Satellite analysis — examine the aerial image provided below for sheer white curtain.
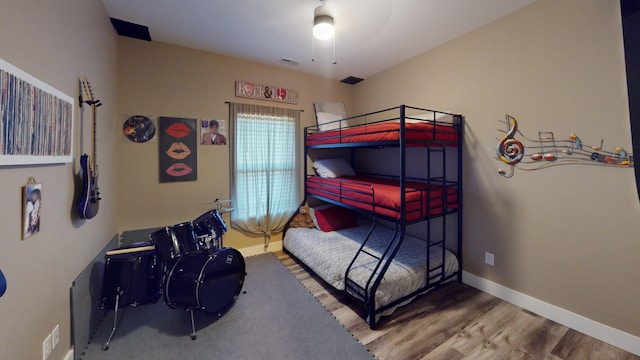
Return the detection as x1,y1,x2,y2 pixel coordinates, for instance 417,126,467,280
229,103,300,248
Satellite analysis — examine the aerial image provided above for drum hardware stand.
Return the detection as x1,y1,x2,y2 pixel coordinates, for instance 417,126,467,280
214,198,234,214
214,199,232,250
189,309,197,340
103,287,123,351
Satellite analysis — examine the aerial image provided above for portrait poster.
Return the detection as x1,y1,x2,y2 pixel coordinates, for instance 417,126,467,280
122,115,157,143
158,117,198,183
23,183,42,239
200,119,227,145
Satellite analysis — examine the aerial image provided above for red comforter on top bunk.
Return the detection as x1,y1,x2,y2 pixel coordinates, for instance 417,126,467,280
306,175,458,221
306,121,459,146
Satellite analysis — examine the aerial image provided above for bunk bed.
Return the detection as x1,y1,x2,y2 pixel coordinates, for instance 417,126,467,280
283,104,463,329
306,175,458,221
306,119,459,146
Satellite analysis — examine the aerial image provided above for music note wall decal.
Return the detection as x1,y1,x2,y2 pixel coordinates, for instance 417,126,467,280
496,115,633,178
496,115,524,167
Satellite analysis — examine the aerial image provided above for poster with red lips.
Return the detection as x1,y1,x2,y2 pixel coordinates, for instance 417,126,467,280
158,117,198,183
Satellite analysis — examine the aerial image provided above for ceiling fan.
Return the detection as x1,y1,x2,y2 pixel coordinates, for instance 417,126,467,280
312,0,336,64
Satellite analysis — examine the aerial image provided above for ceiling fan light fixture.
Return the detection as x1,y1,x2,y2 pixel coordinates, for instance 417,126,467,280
313,5,334,40
313,16,334,40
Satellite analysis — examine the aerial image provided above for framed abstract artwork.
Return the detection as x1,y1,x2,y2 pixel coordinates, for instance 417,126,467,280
0,58,74,165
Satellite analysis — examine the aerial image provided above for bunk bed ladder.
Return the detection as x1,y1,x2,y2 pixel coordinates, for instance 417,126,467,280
425,142,448,287
426,237,446,286
344,218,381,302
344,221,404,310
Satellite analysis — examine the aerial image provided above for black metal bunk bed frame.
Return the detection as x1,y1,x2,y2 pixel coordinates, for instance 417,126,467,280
294,104,463,329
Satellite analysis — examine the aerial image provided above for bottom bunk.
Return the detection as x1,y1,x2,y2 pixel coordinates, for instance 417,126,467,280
283,219,459,325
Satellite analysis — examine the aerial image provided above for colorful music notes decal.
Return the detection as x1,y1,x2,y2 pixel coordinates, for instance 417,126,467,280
496,115,633,178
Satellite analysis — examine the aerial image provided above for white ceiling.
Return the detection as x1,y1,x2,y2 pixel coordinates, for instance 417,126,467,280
101,0,538,81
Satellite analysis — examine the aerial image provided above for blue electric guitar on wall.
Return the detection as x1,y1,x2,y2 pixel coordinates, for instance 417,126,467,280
78,77,102,219
0,268,6,297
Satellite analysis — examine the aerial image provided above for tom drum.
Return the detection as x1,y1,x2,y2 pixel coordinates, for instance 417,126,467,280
193,210,228,251
150,222,198,264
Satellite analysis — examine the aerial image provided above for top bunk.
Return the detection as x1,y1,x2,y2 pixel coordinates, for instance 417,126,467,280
306,104,462,149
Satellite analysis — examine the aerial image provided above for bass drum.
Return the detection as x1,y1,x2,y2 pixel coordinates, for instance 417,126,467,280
164,248,245,314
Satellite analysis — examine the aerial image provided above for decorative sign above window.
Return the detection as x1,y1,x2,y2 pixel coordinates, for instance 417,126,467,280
0,58,74,165
235,81,298,105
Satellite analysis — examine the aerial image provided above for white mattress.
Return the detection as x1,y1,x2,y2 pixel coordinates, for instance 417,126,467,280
283,221,458,318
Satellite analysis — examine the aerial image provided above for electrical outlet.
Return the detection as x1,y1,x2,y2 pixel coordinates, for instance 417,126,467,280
52,324,60,349
484,252,495,266
42,334,52,360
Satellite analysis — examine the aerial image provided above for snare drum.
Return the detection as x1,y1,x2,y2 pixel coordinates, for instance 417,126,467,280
101,245,162,309
150,222,198,264
193,210,228,250
164,248,245,314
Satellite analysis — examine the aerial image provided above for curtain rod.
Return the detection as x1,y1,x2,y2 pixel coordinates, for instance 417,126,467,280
225,101,304,112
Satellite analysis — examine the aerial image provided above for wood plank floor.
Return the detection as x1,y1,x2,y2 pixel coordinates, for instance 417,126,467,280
275,251,639,360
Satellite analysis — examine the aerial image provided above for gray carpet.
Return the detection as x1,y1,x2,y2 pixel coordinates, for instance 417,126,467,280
79,253,374,360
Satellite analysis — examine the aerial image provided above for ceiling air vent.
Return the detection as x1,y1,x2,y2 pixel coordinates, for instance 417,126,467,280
278,58,300,66
340,76,364,85
110,18,152,42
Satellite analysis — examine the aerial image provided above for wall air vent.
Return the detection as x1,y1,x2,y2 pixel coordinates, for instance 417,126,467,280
340,76,364,85
278,58,300,66
110,18,152,42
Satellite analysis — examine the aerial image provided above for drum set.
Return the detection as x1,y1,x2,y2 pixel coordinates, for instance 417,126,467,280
100,207,245,349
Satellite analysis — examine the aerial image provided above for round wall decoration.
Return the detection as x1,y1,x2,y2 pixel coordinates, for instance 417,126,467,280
123,115,156,143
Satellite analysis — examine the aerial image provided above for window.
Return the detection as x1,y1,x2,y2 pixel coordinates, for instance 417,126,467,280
229,103,300,245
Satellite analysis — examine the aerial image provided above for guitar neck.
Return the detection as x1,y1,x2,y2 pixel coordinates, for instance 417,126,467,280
91,105,97,170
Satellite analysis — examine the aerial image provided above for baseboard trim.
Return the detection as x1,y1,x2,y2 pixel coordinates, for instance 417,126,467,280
238,240,283,257
63,348,74,360
462,271,640,356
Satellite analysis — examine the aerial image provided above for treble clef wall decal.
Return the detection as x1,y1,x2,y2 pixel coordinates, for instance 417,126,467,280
496,115,524,177
495,114,633,178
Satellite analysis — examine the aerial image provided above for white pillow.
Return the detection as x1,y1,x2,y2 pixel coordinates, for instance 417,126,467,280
313,158,356,178
316,112,348,131
403,112,453,123
314,102,347,118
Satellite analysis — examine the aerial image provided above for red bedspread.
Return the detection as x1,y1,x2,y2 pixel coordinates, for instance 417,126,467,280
307,176,458,221
306,121,459,146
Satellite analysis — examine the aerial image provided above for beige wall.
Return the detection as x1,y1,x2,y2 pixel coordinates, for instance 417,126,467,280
0,0,119,359
1,1,637,358
117,38,354,250
353,0,639,336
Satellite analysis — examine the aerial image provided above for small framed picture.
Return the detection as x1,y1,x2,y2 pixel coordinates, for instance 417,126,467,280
23,183,42,239
201,119,227,145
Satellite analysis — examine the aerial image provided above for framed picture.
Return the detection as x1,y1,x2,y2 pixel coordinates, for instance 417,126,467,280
200,119,227,145
0,58,74,165
158,117,198,183
22,183,42,239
